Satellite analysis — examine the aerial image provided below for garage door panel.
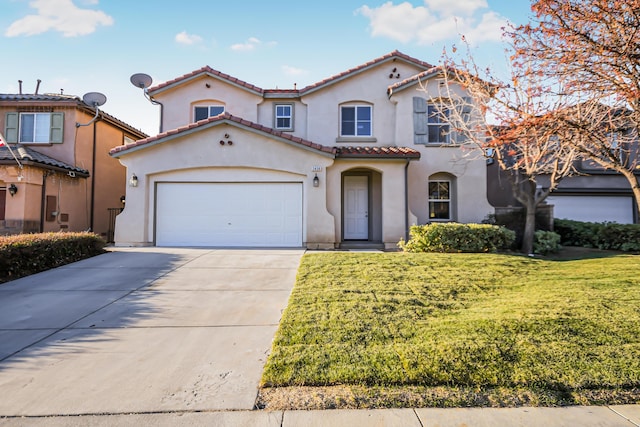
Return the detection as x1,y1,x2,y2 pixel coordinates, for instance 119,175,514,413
547,195,633,224
156,182,303,247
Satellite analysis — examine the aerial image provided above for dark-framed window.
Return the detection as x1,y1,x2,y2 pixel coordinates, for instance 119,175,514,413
340,105,372,137
194,105,225,122
428,180,451,220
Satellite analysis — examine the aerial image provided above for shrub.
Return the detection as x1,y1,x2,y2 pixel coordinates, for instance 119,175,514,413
399,223,516,253
0,232,106,283
554,219,640,252
533,230,561,255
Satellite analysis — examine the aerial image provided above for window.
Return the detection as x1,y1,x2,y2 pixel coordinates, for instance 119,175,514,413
4,112,64,144
427,104,450,144
340,105,372,137
274,104,293,130
428,181,451,220
194,105,225,122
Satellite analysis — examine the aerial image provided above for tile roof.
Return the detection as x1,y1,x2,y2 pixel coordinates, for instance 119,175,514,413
148,66,264,95
110,113,420,161
110,113,337,156
336,146,420,159
386,66,446,96
0,145,90,176
147,50,435,98
299,50,435,95
0,94,148,138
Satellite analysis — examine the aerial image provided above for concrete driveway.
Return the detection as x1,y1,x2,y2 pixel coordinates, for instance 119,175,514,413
0,247,303,417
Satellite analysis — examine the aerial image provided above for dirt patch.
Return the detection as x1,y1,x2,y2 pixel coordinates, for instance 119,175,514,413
256,386,640,410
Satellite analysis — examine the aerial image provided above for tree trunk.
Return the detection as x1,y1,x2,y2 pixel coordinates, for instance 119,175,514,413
619,168,640,219
521,200,537,255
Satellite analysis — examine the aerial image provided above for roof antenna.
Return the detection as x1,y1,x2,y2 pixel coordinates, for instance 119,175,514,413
35,79,41,94
76,92,107,127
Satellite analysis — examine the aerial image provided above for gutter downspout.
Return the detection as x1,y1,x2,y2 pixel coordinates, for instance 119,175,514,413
89,120,98,231
40,170,53,232
405,158,410,242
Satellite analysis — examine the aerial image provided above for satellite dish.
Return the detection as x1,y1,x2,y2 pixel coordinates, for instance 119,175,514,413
82,92,107,107
130,73,153,89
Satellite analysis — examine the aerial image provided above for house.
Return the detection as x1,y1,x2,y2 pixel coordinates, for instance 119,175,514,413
1,92,147,240
110,51,494,249
486,110,640,225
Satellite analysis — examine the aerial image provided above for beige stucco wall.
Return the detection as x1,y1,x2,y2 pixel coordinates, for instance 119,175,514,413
152,75,264,132
114,123,336,247
392,78,494,224
327,159,415,250
301,61,425,147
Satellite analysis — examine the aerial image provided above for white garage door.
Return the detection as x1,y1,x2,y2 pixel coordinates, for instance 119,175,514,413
156,182,303,247
547,195,634,224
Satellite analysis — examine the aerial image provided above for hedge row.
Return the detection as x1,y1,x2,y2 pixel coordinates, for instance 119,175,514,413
399,223,516,253
0,232,106,283
554,219,640,252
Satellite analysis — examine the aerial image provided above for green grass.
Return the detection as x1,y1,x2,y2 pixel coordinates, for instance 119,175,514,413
260,251,640,406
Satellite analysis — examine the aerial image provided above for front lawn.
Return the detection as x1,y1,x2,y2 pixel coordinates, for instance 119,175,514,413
259,251,640,409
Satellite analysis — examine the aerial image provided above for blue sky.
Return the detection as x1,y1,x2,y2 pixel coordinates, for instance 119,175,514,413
1,0,532,136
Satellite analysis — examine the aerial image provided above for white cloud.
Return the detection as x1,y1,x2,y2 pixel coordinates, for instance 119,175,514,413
282,65,308,77
175,31,203,45
230,37,276,52
357,0,508,45
5,0,113,38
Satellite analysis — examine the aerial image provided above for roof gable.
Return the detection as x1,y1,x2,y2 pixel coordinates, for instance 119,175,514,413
110,113,336,157
148,67,264,97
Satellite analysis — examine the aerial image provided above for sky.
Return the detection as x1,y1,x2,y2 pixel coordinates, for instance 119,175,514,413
0,0,533,136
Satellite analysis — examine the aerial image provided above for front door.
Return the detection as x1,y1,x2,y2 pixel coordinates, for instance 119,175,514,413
343,175,369,240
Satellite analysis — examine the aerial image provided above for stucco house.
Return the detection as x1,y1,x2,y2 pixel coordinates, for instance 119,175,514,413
1,93,147,240
110,50,493,249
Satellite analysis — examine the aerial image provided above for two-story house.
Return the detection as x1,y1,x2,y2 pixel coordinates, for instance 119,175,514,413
110,51,494,249
1,93,147,240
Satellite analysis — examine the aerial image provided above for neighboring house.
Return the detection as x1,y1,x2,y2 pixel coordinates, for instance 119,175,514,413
486,118,640,225
0,93,147,240
110,50,493,249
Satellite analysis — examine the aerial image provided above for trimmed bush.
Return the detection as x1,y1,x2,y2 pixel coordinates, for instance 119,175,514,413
399,223,516,253
0,232,106,283
533,230,561,255
554,219,640,252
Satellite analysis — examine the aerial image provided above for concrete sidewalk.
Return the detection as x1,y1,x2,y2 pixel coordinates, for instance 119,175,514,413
1,405,639,426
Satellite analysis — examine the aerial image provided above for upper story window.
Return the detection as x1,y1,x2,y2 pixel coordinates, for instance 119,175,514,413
413,97,453,145
427,104,450,144
4,112,64,144
274,104,293,131
194,105,225,122
340,105,372,137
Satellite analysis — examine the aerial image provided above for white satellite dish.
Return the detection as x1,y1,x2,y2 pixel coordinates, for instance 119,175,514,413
130,73,153,89
82,91,107,107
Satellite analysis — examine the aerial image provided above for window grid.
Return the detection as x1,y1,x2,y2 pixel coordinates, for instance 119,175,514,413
341,105,372,137
194,105,225,122
428,180,451,220
427,105,450,144
275,104,292,130
19,113,51,143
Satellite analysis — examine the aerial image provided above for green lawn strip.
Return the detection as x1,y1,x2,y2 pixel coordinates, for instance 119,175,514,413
261,252,640,405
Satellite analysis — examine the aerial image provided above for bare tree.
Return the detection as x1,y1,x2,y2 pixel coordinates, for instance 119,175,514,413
429,48,578,254
512,0,640,217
